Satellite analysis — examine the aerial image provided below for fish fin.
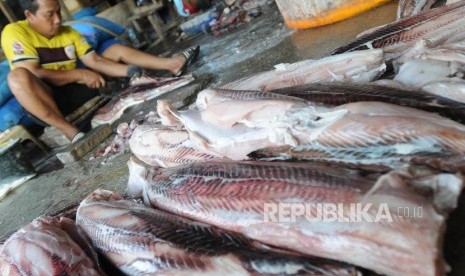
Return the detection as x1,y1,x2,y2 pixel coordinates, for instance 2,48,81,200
127,156,151,198
362,170,409,202
327,69,345,82
274,63,291,71
157,99,183,127
365,42,374,49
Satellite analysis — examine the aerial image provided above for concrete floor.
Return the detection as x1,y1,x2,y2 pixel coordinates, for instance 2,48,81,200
2,1,464,274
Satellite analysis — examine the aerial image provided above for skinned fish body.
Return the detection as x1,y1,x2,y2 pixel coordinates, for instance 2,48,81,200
156,91,318,160
91,75,194,127
0,216,102,276
268,82,465,124
393,59,465,89
255,101,465,165
221,49,385,91
394,40,465,68
418,41,465,62
131,160,462,276
422,80,465,104
330,1,465,59
77,189,360,276
129,74,192,87
158,89,465,165
129,124,217,167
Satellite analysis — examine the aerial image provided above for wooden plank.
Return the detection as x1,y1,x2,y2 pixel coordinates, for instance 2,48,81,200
0,2,17,23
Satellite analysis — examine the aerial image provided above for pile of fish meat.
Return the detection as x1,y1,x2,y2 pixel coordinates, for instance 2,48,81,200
130,87,465,167
1,159,462,275
128,0,465,169
126,1,465,275
3,1,465,275
331,0,465,104
1,158,463,275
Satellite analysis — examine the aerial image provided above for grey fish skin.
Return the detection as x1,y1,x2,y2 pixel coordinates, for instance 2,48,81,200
397,0,439,20
135,161,459,276
268,82,465,124
330,1,465,59
77,189,359,276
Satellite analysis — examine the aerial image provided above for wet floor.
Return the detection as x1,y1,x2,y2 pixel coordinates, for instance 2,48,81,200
2,1,464,275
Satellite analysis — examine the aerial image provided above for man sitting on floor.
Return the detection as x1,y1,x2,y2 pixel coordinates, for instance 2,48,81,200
1,0,199,143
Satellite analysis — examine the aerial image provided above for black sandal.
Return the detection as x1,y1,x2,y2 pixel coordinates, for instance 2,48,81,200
174,45,200,77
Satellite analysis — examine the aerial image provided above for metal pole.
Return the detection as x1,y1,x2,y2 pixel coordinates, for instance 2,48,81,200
0,1,17,23
58,0,73,21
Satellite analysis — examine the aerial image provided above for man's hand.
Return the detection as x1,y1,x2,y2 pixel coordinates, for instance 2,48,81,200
77,69,106,89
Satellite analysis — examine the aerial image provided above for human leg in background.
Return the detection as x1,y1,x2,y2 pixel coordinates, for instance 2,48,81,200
100,44,200,76
7,68,79,140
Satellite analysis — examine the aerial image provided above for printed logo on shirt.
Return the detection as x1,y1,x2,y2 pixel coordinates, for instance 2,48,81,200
64,45,76,59
12,41,24,54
